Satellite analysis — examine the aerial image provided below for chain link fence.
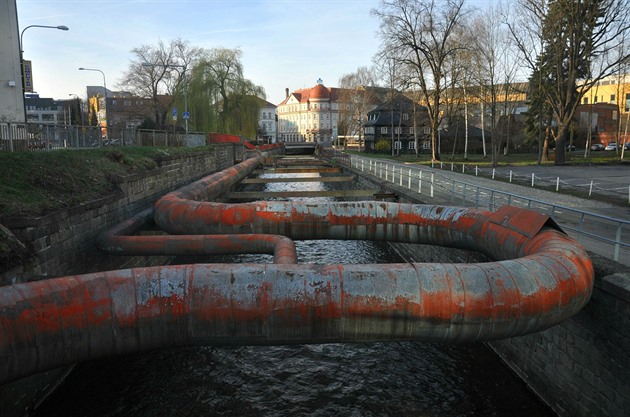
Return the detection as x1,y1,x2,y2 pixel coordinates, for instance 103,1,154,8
0,123,206,151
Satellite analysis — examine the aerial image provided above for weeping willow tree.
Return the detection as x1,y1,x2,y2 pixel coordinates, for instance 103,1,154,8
187,48,265,137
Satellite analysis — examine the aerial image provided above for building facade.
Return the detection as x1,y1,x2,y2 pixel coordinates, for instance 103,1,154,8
256,98,277,144
24,94,66,125
363,94,430,153
277,80,340,144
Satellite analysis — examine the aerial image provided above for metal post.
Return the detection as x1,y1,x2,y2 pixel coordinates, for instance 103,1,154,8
614,223,622,262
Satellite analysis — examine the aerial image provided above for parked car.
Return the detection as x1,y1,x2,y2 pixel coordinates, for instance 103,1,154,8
605,142,617,151
590,143,604,151
566,144,577,151
625,142,630,151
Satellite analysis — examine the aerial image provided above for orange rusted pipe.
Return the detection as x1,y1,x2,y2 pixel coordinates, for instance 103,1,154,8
97,208,298,264
0,158,595,385
0,221,592,385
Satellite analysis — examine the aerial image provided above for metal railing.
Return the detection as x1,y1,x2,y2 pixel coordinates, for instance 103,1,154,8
428,160,630,205
340,152,630,265
0,122,207,151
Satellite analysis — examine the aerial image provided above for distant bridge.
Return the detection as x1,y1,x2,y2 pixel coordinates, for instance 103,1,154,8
283,141,317,155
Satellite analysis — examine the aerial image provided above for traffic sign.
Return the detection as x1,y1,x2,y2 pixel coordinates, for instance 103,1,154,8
172,107,177,121
183,111,190,120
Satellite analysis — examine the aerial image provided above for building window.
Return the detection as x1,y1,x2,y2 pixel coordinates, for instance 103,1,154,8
381,127,388,134
409,126,415,134
394,141,401,149
402,113,409,121
594,96,598,103
583,97,588,104
408,141,415,150
611,94,616,103
423,126,431,135
394,127,401,135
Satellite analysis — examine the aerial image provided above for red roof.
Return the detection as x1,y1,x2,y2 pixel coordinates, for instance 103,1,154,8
310,83,330,99
279,83,340,105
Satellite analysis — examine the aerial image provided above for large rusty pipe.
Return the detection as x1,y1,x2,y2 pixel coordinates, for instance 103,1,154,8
97,208,298,264
0,158,595,385
0,228,592,385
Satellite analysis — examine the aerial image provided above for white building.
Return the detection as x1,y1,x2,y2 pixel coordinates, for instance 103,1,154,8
277,79,340,144
257,98,277,144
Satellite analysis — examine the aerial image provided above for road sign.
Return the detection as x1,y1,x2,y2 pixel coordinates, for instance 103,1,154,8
182,111,190,120
172,107,177,121
23,60,33,92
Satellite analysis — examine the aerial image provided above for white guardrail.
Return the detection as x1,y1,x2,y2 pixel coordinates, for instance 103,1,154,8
348,154,630,265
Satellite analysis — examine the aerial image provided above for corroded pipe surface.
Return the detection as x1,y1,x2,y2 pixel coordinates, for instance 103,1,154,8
0,158,595,385
97,208,298,264
0,225,592,385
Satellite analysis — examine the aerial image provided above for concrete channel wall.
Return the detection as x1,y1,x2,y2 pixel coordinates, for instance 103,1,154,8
0,144,251,417
1,150,627,417
344,161,630,417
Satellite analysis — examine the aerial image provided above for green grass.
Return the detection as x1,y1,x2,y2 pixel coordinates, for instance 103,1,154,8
1,146,627,218
0,146,215,218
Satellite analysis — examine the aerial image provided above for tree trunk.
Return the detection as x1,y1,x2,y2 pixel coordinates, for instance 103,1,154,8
554,122,569,165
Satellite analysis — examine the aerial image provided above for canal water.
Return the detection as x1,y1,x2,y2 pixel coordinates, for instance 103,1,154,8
33,167,555,417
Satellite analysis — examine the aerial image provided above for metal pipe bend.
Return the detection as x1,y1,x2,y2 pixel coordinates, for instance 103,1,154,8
97,208,298,264
0,158,595,385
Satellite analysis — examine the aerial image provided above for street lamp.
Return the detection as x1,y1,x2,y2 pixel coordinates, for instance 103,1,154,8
142,62,189,133
79,67,107,141
19,24,69,123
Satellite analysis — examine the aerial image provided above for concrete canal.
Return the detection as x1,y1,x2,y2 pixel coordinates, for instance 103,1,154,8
31,160,555,417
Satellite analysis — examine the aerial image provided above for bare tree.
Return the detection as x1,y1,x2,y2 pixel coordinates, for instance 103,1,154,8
469,3,519,165
338,66,378,150
372,0,469,162
120,38,202,129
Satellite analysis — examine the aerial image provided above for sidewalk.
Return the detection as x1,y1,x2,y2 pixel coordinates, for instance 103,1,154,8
345,154,630,266
403,161,630,220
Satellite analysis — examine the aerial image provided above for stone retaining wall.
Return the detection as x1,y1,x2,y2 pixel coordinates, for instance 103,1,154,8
0,144,238,287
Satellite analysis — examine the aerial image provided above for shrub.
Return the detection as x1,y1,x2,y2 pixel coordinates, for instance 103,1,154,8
375,140,391,153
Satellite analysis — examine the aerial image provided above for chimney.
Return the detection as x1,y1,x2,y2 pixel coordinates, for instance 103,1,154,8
285,88,289,99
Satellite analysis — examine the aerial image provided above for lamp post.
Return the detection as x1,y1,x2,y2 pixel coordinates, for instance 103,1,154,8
142,62,189,133
19,24,69,123
79,67,108,142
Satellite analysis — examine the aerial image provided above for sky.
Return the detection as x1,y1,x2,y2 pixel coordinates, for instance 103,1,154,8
16,0,386,105
16,0,498,106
